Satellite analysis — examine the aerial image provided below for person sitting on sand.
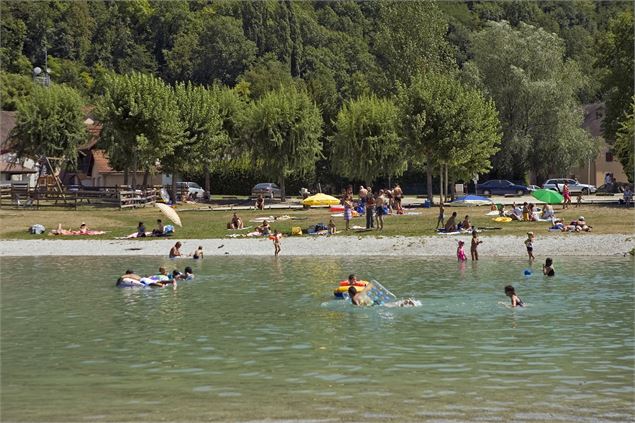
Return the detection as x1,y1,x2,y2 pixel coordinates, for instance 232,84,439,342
257,220,271,236
328,218,336,235
444,212,458,232
152,219,164,237
228,213,244,230
460,215,471,231
575,216,592,232
504,285,524,307
169,242,182,258
255,194,265,210
136,222,146,238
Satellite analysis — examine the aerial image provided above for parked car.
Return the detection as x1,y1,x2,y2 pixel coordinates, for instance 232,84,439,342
476,179,529,196
251,182,282,199
542,178,596,194
176,181,206,198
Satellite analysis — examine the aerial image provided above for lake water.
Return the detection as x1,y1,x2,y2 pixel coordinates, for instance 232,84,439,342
1,256,633,422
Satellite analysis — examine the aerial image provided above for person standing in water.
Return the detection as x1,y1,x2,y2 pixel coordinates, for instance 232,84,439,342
524,232,535,262
471,231,483,261
271,230,281,256
169,242,182,258
542,258,555,276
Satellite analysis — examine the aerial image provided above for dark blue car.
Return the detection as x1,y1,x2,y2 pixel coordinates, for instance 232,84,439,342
476,179,529,196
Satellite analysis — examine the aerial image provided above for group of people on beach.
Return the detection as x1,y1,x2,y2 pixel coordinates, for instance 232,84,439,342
339,184,404,231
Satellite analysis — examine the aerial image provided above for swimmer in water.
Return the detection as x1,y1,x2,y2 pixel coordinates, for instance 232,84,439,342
504,285,524,307
542,257,555,276
348,286,362,306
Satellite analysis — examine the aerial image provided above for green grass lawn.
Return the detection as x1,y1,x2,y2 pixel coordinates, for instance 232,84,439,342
1,202,633,240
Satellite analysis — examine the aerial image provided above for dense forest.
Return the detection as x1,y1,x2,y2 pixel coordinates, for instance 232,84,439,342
2,1,633,195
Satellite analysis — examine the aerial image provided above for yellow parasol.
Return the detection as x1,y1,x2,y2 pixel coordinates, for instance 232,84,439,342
156,203,182,227
302,193,341,207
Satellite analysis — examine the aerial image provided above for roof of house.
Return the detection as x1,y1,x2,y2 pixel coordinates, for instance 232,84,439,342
91,149,113,174
0,161,37,174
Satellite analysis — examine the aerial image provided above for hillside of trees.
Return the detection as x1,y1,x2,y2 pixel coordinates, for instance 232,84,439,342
2,0,633,194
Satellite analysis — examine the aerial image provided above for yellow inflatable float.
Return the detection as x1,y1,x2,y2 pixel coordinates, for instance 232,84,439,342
492,216,512,222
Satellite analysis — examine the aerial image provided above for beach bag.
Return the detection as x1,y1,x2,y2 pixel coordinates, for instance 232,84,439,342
29,224,46,234
163,225,175,235
291,226,303,236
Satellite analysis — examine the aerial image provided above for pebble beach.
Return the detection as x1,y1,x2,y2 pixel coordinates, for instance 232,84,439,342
1,233,633,257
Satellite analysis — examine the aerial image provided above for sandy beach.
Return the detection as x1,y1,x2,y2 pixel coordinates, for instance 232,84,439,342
1,233,633,257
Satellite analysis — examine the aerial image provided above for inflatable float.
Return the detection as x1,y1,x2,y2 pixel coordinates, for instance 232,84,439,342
333,280,368,298
116,274,171,288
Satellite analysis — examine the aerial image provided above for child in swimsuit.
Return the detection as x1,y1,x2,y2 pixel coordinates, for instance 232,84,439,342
192,246,204,259
524,232,535,262
504,285,524,307
457,240,467,261
471,231,483,261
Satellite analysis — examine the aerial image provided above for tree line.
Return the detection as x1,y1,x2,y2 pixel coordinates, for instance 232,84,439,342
3,1,634,190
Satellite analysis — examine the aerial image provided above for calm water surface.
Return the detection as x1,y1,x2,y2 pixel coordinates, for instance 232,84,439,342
1,256,633,422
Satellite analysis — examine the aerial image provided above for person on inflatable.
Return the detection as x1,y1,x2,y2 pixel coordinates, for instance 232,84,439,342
348,286,362,306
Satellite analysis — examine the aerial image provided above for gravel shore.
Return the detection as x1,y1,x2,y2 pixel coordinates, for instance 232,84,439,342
1,234,633,257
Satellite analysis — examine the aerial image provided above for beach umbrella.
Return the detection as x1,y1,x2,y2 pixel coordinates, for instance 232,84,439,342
450,195,493,206
531,189,563,204
302,193,341,207
156,202,182,227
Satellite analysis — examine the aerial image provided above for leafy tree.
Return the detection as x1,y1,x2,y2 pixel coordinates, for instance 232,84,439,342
9,83,87,166
0,72,34,111
330,95,406,186
238,85,322,200
398,73,501,202
614,98,634,183
469,21,596,182
370,1,454,90
596,10,634,142
238,53,294,100
165,12,256,86
97,72,183,188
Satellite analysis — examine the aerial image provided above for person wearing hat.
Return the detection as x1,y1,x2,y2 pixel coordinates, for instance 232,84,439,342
524,232,535,261
457,240,467,261
79,222,88,234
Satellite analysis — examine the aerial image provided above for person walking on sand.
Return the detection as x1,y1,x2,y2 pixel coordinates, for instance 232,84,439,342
562,182,571,209
271,230,281,256
169,242,182,258
471,231,483,261
524,232,535,262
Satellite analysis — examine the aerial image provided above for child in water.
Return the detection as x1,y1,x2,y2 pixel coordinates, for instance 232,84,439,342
348,285,362,305
471,231,483,261
542,257,555,276
191,245,204,259
271,230,281,256
504,285,524,307
524,232,535,262
457,240,467,261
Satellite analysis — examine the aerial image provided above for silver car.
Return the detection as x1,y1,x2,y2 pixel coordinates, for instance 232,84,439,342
177,181,206,198
543,178,596,194
251,183,282,199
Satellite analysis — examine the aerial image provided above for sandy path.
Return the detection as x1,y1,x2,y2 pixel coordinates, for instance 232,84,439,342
1,234,633,257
